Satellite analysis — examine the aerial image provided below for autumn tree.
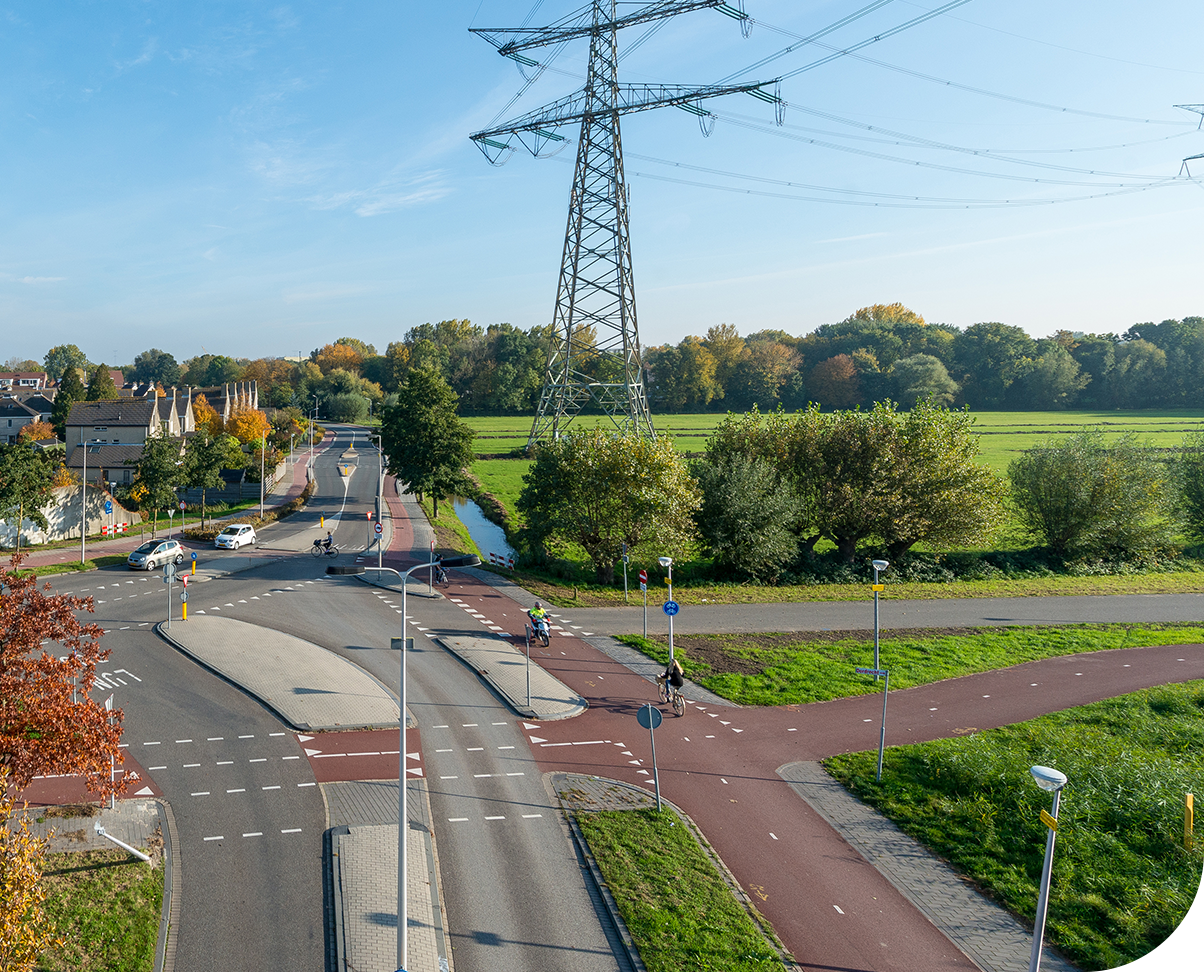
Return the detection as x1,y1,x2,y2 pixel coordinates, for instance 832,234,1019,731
0,559,124,798
192,393,223,434
0,442,54,556
1,769,61,971
313,342,365,375
380,367,474,518
49,366,85,440
226,405,271,445
84,363,120,401
16,420,56,444
518,428,700,583
809,354,861,409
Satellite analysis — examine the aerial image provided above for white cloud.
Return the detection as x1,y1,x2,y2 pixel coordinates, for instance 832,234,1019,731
20,276,66,284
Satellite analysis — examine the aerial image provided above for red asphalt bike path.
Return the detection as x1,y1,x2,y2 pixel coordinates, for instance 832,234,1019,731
425,567,1204,972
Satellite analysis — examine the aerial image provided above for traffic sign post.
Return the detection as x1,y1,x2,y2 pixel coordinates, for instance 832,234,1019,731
638,569,648,638
636,704,664,811
621,542,628,603
856,667,891,782
163,562,176,629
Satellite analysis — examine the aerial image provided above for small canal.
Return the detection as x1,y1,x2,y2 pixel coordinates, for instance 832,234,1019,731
452,496,517,563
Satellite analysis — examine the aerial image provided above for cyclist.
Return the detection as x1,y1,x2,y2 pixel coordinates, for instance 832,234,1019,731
433,554,448,585
665,656,685,691
322,531,334,551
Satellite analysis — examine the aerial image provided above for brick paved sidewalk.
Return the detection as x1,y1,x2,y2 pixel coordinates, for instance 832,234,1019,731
780,761,1078,972
325,779,453,972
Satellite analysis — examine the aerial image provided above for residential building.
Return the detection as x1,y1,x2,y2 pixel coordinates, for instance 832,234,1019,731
0,398,39,444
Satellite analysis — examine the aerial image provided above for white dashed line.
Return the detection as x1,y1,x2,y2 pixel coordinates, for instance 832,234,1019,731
485,815,505,821
242,832,262,838
183,763,200,768
227,788,246,794
281,828,302,834
191,791,210,797
448,817,468,823
203,835,223,841
262,785,281,790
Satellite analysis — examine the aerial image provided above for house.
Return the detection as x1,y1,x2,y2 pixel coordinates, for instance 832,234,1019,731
0,399,39,444
16,393,55,422
0,371,48,391
63,387,195,484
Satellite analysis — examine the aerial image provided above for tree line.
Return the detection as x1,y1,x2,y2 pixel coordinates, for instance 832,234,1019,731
26,302,1202,424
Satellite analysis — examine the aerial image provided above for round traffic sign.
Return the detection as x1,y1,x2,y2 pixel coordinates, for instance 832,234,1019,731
191,552,197,561
638,568,648,584
179,501,187,510
179,591,188,603
374,522,383,536
636,703,663,730
662,599,680,617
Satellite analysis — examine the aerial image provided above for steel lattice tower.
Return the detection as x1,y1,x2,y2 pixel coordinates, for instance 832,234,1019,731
471,1,780,447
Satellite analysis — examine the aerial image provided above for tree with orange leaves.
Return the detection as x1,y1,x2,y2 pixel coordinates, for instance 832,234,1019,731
1,767,62,971
313,342,363,375
0,557,125,799
192,393,222,434
226,405,271,445
16,421,56,444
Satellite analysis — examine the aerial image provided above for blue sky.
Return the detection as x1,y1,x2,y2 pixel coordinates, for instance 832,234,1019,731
2,1,1203,366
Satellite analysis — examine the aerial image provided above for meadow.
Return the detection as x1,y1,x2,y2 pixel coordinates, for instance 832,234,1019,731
465,409,1204,472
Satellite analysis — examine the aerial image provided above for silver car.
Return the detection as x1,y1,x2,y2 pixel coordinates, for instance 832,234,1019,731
215,524,258,550
127,539,185,571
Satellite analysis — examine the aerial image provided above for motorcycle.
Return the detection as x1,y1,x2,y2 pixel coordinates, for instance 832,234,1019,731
529,615,551,647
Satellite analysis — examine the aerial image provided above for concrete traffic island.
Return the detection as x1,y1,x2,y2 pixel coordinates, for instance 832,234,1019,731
438,634,588,721
155,616,400,731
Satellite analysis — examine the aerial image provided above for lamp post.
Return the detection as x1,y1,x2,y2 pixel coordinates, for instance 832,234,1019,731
658,556,674,664
79,440,102,564
871,559,889,679
1028,765,1068,972
259,438,266,518
368,433,385,573
327,554,481,972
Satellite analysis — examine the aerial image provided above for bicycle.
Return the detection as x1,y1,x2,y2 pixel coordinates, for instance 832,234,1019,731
310,540,342,558
433,565,449,587
656,673,686,717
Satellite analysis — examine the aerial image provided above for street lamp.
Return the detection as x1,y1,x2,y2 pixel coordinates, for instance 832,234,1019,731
79,440,103,564
327,553,481,972
1028,765,1068,972
871,559,889,678
658,556,674,664
367,433,385,573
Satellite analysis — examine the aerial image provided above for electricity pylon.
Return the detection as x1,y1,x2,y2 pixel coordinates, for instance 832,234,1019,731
471,1,781,447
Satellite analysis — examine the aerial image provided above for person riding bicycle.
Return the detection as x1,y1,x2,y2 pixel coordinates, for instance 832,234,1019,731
322,531,334,551
664,656,685,690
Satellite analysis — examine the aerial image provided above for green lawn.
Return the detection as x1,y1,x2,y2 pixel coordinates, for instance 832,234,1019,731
38,848,163,972
824,682,1204,971
575,807,783,972
616,624,1204,706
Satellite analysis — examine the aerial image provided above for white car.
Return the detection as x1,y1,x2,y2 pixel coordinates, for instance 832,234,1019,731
215,524,258,550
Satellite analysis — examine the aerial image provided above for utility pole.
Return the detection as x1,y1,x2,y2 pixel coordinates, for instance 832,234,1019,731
470,1,780,448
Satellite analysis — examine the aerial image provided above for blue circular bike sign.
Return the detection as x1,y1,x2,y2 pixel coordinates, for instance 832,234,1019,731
662,600,680,617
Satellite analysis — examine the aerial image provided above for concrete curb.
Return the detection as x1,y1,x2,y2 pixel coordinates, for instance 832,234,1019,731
153,798,181,972
328,825,351,972
352,570,444,599
153,620,400,732
435,635,588,722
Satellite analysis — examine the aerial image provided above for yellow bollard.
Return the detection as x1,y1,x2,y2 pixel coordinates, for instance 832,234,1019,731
321,515,325,528
1187,793,1195,851
183,602,188,622
192,560,196,576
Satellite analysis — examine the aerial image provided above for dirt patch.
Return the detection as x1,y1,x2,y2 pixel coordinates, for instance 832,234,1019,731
40,803,101,819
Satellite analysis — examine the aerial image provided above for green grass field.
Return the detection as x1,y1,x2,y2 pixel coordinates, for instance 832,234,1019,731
825,682,1204,971
464,409,1204,471
616,624,1204,706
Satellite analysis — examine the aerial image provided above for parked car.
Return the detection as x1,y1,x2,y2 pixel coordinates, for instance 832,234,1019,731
215,524,257,550
127,539,185,571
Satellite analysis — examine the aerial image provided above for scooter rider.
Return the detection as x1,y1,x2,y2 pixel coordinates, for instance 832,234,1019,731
528,601,549,632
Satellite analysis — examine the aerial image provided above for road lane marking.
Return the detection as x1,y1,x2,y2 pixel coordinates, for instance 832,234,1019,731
462,723,478,727
485,815,505,821
144,741,160,746
176,739,192,743
770,833,778,840
466,747,484,752
448,817,468,822
270,732,286,736
282,755,300,760
203,836,223,841
184,763,200,768
298,782,315,787
498,746,515,750
242,832,262,838
522,814,543,819
208,737,224,741
436,749,453,753
440,776,458,780
249,758,267,763
282,828,301,834
217,760,233,765
239,734,254,739
262,785,281,790
505,772,525,777
833,905,844,914
227,788,245,793
148,766,167,771
191,791,210,796
474,774,493,778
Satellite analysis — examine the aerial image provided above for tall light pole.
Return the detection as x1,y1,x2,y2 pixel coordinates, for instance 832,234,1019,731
368,432,385,573
259,438,266,518
327,555,481,972
1028,765,1068,972
658,556,674,664
79,440,102,564
872,559,889,679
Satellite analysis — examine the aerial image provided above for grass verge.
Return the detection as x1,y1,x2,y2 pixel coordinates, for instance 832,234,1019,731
616,623,1204,706
38,847,164,972
575,807,783,972
824,682,1204,971
418,497,481,559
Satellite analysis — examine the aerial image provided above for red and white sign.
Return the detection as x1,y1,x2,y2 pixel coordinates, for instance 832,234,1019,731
638,569,648,585
373,522,383,536
366,511,373,520
179,501,187,510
